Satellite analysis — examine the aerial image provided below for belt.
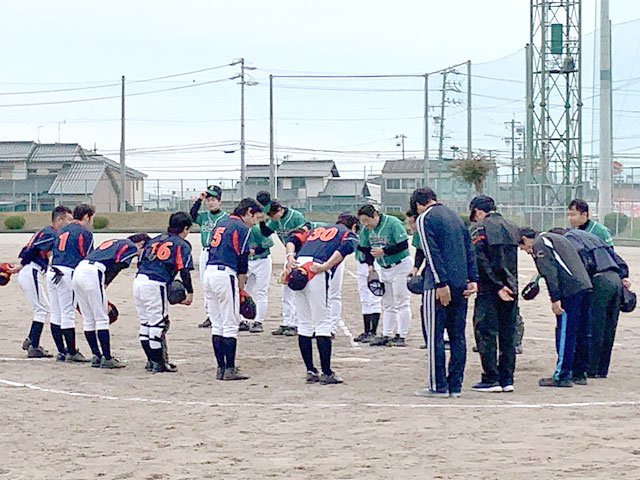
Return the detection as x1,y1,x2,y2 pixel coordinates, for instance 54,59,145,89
381,260,403,269
210,264,237,275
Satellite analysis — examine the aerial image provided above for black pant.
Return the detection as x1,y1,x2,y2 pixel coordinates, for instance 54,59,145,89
474,292,517,386
588,270,622,377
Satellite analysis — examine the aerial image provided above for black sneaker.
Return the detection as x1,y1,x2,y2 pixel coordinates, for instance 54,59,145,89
223,367,249,381
471,381,503,393
239,320,250,332
153,361,178,373
272,326,287,336
539,377,572,387
369,336,392,347
306,371,320,383
198,318,212,328
249,322,263,333
319,372,343,385
391,336,407,347
354,332,370,342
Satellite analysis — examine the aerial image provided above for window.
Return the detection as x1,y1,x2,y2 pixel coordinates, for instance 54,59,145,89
385,206,402,213
402,178,416,190
385,178,401,190
291,177,306,189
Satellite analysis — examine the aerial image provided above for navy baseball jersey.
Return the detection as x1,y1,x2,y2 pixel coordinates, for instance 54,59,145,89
51,222,94,269
87,239,139,270
296,224,357,264
19,225,58,270
207,215,251,272
137,233,194,284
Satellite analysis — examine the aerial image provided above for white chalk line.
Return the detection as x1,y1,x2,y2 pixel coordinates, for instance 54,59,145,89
2,376,639,410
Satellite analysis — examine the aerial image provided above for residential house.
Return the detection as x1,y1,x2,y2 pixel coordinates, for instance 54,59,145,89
309,178,380,211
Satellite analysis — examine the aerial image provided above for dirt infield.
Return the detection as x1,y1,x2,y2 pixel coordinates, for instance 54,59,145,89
1,233,640,479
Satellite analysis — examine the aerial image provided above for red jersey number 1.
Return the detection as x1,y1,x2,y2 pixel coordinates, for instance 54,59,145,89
58,231,70,251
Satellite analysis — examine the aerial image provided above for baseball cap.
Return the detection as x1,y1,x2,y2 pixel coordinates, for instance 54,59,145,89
469,195,495,222
256,191,272,213
206,185,222,198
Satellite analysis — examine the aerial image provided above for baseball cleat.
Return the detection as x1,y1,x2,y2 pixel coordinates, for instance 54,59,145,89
414,387,449,398
27,345,53,358
223,367,249,381
319,372,343,385
91,355,102,368
239,320,250,332
369,336,392,347
249,322,263,333
306,370,320,383
198,318,212,328
272,326,287,336
101,357,126,369
284,326,298,337
66,351,91,363
22,338,32,351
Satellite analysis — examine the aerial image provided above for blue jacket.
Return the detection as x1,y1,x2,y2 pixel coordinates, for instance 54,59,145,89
416,203,478,290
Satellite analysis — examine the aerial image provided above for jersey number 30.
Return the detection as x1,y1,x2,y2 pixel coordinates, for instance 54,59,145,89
308,226,338,242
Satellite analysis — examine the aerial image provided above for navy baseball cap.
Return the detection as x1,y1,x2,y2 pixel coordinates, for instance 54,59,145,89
206,185,222,198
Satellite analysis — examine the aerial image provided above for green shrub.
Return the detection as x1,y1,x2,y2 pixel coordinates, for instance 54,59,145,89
93,216,109,230
4,215,25,230
604,212,629,236
386,211,406,222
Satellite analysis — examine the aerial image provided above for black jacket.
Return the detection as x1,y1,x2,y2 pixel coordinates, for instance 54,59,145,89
532,233,592,302
470,212,519,294
564,229,628,278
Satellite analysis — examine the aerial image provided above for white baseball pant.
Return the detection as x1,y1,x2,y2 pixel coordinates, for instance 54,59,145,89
379,256,413,337
199,248,211,316
18,263,49,324
357,261,382,315
281,284,298,328
133,274,168,350
246,256,272,324
204,265,240,338
328,261,345,332
73,260,109,331
46,265,76,329
293,256,332,337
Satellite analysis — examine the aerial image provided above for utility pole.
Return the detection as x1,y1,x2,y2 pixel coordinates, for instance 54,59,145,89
232,58,257,199
119,75,126,212
467,60,472,162
269,75,275,197
423,73,429,187
437,71,448,180
599,0,613,218
504,120,523,204
395,134,406,160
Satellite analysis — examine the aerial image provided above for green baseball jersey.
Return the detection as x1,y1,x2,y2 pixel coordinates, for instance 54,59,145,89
582,219,614,247
248,224,274,260
356,230,368,263
195,209,229,247
412,231,422,249
360,214,409,267
266,208,307,243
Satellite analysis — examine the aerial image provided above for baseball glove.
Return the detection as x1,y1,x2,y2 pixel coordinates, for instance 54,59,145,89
521,275,540,301
167,279,187,305
107,301,119,324
367,270,385,297
621,285,637,313
239,289,257,320
406,275,424,295
0,262,14,286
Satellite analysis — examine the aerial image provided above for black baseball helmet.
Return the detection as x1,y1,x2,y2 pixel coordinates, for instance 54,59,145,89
407,275,424,295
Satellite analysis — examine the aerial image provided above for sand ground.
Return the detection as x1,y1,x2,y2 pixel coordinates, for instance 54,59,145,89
1,233,640,480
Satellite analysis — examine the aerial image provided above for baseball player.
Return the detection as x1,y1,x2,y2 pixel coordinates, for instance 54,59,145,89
354,228,382,343
244,220,274,333
285,214,359,384
190,185,228,328
256,192,308,336
358,205,413,347
16,205,72,358
48,203,95,362
73,234,149,369
203,198,262,381
134,212,194,373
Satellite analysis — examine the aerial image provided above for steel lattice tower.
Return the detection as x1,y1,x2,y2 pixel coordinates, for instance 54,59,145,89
526,0,583,206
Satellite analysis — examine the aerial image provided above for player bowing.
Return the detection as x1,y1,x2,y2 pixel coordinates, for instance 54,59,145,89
204,198,262,381
285,213,359,385
73,233,150,369
134,212,194,373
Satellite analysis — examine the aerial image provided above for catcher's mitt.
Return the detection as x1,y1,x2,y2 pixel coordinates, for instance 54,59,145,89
167,279,187,305
107,301,119,324
406,275,424,295
239,289,257,319
367,270,385,297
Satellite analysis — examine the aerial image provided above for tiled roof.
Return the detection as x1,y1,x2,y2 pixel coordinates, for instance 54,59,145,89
48,162,106,195
247,160,339,178
0,141,36,162
31,143,83,163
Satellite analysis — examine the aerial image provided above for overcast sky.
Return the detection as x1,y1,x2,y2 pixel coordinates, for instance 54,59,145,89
3,0,640,186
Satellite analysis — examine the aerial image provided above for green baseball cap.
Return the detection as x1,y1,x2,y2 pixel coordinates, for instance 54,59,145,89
206,185,222,198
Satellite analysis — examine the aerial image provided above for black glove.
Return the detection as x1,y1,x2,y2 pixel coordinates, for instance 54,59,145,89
50,266,64,285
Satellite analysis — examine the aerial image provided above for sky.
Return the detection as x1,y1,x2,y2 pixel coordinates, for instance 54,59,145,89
3,0,640,190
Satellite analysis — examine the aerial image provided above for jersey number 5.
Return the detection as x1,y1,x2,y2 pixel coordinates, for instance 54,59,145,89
210,227,226,247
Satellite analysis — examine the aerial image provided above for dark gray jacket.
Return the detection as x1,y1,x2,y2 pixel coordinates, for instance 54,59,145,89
564,229,629,279
532,233,592,302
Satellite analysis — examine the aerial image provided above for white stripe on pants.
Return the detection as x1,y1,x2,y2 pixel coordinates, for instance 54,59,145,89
18,263,49,323
423,288,437,391
281,284,297,327
133,274,167,349
379,256,413,336
199,248,210,316
328,261,345,332
204,265,240,338
293,256,332,337
246,256,272,323
73,261,109,331
46,265,76,329
357,261,382,315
